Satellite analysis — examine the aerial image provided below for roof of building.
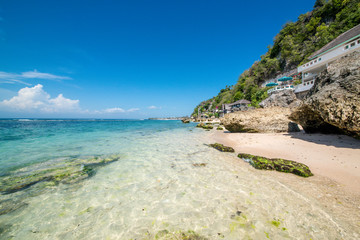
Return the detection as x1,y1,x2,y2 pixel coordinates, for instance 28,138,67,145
294,84,314,93
230,99,251,105
309,24,360,60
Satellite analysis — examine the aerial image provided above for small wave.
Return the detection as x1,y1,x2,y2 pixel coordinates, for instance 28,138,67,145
18,119,32,122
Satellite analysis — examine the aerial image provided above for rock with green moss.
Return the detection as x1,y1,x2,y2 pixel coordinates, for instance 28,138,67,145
0,155,119,194
237,153,313,177
196,123,213,130
154,229,208,240
209,143,235,152
216,126,223,130
196,123,205,128
181,118,190,123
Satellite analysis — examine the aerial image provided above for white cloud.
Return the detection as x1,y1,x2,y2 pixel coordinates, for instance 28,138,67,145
148,105,161,109
127,108,140,112
0,69,71,85
104,107,126,113
103,107,140,113
0,84,80,113
0,84,141,116
21,70,71,80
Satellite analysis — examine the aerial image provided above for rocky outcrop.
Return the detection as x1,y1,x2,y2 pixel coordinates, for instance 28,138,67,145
209,143,235,152
221,107,300,133
238,153,313,177
290,50,360,138
0,155,119,195
259,89,301,108
181,118,190,123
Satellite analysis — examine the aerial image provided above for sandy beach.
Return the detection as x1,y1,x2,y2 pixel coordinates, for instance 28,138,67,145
210,131,360,194
209,130,360,233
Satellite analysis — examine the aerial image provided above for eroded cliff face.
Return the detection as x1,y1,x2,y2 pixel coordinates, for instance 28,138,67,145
259,89,301,109
290,50,360,138
221,107,300,133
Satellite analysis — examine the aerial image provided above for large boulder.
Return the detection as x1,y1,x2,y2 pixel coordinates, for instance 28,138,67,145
259,89,301,108
221,107,300,133
290,50,360,138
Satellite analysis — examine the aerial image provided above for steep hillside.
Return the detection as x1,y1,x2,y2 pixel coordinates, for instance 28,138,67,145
192,0,360,118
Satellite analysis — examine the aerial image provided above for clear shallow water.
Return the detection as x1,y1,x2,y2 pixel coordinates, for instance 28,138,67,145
0,119,357,239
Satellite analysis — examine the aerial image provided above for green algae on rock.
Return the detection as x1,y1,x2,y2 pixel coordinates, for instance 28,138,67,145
181,118,190,123
196,123,213,130
237,153,313,177
216,126,223,130
154,229,208,240
209,143,235,153
0,155,120,194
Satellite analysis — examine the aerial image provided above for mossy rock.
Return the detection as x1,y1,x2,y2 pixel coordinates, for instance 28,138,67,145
216,127,223,130
237,153,313,177
196,123,205,128
0,155,120,194
154,230,208,240
209,143,235,152
181,119,190,123
196,123,213,130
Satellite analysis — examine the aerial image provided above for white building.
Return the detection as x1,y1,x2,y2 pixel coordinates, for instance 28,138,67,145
295,24,360,98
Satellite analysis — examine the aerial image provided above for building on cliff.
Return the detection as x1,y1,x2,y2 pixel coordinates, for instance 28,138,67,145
295,23,360,98
262,69,300,95
221,99,251,117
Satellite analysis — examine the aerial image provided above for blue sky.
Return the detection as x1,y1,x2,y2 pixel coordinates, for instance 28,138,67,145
0,0,316,118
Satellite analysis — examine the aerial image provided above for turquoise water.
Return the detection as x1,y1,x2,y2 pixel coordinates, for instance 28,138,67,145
0,119,191,175
0,120,359,239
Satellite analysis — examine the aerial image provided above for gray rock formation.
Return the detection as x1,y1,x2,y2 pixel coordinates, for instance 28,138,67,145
221,107,300,133
259,89,301,108
290,50,360,138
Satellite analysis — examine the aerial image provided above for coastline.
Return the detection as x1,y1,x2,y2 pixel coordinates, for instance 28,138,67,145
209,130,360,195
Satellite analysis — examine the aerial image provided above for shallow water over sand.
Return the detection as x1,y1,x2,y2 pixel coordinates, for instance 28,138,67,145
0,120,359,239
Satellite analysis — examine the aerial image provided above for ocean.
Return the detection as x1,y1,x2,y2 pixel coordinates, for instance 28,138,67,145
0,119,351,239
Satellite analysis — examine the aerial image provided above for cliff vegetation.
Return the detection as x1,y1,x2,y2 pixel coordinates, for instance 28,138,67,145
192,0,360,118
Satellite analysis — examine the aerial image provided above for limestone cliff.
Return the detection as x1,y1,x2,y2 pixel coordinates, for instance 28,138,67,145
290,50,360,138
259,89,301,108
221,107,300,133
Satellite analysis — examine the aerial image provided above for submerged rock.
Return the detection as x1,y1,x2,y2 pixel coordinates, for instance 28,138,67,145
0,199,28,216
238,153,313,177
290,50,360,138
0,155,119,194
193,163,207,167
221,107,300,133
209,143,235,152
154,229,208,240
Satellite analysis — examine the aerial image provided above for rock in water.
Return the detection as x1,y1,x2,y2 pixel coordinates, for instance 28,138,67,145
259,89,301,108
290,50,360,138
237,153,313,177
0,155,119,194
181,118,190,123
209,143,235,152
221,107,300,133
